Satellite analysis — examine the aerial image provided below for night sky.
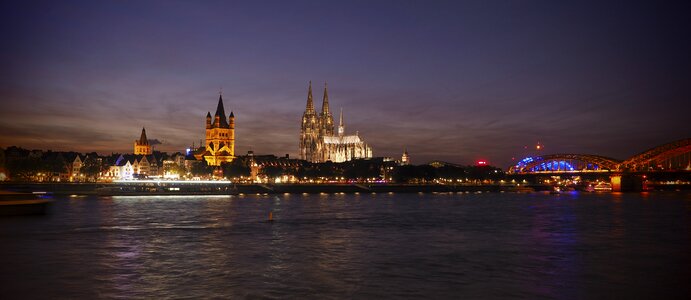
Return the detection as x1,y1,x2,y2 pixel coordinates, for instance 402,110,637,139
1,0,689,167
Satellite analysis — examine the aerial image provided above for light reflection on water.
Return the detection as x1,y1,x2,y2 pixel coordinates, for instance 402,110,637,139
0,192,690,299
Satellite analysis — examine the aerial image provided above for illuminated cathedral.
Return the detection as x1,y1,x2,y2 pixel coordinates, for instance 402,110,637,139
300,82,372,163
194,93,235,166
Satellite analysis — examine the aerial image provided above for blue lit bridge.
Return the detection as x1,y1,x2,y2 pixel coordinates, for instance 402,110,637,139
508,138,691,192
509,138,691,174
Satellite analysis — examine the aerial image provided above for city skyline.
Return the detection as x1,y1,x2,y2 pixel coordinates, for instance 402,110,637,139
1,1,690,167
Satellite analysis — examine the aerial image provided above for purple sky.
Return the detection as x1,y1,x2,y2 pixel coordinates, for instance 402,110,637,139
1,0,690,167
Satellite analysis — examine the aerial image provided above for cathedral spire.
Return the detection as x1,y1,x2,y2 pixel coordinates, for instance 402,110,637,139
321,82,330,115
305,81,315,113
319,82,334,136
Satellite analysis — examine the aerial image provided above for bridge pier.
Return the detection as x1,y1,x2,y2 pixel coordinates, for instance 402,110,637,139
611,175,621,192
611,174,643,192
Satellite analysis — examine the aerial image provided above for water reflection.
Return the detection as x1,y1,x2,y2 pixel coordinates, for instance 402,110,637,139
530,196,580,298
0,192,689,298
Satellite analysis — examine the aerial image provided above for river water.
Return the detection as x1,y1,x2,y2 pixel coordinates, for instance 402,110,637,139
1,192,690,299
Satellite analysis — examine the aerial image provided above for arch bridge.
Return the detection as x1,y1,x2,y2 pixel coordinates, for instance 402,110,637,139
619,138,691,172
509,138,691,174
509,154,620,173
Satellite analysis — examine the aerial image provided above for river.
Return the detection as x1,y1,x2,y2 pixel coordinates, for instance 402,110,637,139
1,191,690,299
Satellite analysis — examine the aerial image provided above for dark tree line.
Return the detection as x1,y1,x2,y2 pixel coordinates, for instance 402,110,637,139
392,164,504,183
222,159,251,178
1,146,505,183
217,156,505,183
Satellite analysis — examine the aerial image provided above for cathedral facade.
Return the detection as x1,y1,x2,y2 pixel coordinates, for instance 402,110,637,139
300,82,372,163
194,94,235,166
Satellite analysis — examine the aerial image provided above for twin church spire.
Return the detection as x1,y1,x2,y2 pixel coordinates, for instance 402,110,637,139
301,80,335,142
300,81,371,162
304,81,331,116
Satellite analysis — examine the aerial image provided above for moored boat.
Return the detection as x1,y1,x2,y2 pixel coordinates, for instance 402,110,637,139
96,180,238,196
0,191,52,216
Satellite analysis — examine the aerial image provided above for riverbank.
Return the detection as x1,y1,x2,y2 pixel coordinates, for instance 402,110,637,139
0,182,537,195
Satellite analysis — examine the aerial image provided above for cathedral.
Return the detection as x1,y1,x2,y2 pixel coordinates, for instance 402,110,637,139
300,82,372,163
194,93,235,166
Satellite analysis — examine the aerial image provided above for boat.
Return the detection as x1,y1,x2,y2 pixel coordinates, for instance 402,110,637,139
593,182,613,192
96,179,238,196
0,191,52,216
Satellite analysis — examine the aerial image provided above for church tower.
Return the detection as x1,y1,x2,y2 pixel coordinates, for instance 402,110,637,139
195,92,235,166
300,81,320,161
134,127,152,155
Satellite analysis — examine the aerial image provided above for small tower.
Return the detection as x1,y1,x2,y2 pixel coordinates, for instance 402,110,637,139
214,112,221,127
229,111,235,135
401,148,410,165
338,108,345,137
206,112,212,129
134,127,152,155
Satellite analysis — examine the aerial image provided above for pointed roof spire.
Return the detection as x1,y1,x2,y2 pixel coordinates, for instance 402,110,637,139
139,127,149,145
214,94,229,128
339,108,344,127
305,81,315,113
229,111,234,118
321,81,330,115
206,111,211,118
338,108,345,136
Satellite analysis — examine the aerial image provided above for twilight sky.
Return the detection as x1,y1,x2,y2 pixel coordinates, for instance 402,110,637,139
1,0,690,167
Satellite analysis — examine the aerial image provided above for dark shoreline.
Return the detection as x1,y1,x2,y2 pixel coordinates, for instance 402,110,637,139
0,182,525,195
2,182,688,196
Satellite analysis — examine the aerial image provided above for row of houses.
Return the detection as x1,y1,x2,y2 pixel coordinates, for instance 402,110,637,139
81,153,190,181
1,146,192,182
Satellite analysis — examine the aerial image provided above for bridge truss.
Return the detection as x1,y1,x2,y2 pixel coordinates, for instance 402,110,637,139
509,138,691,174
509,154,621,173
619,138,691,171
